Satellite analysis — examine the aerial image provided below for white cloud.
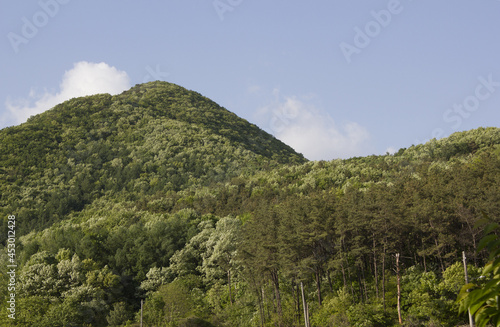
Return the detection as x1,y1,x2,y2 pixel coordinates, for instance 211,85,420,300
4,61,130,126
256,92,371,160
385,146,397,155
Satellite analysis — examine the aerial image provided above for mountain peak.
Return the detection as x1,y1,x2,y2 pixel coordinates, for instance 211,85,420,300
0,82,305,230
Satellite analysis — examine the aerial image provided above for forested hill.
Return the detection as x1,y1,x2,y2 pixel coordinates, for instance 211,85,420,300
0,81,305,233
0,81,499,326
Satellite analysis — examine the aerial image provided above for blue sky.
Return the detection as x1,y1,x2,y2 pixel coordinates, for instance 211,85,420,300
1,0,499,160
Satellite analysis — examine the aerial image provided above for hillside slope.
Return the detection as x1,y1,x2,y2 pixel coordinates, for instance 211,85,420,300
0,81,306,233
0,89,498,326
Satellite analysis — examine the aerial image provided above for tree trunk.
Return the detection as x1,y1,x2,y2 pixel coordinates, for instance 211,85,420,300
341,259,347,289
327,270,333,293
463,252,475,327
361,261,368,302
300,282,310,327
373,236,379,299
421,239,427,272
357,270,364,303
344,254,355,301
262,285,270,322
228,270,233,305
315,268,322,306
256,285,265,327
296,282,302,325
292,280,301,324
382,242,386,311
396,253,402,325
434,238,445,273
270,270,283,326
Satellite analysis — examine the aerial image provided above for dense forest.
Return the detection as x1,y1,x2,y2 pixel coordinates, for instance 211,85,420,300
1,81,499,326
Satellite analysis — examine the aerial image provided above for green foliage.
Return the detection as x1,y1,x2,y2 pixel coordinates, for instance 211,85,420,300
142,278,197,327
458,219,500,327
0,81,305,236
311,289,394,327
310,288,353,327
1,81,499,326
106,302,133,327
201,216,241,283
401,265,467,326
